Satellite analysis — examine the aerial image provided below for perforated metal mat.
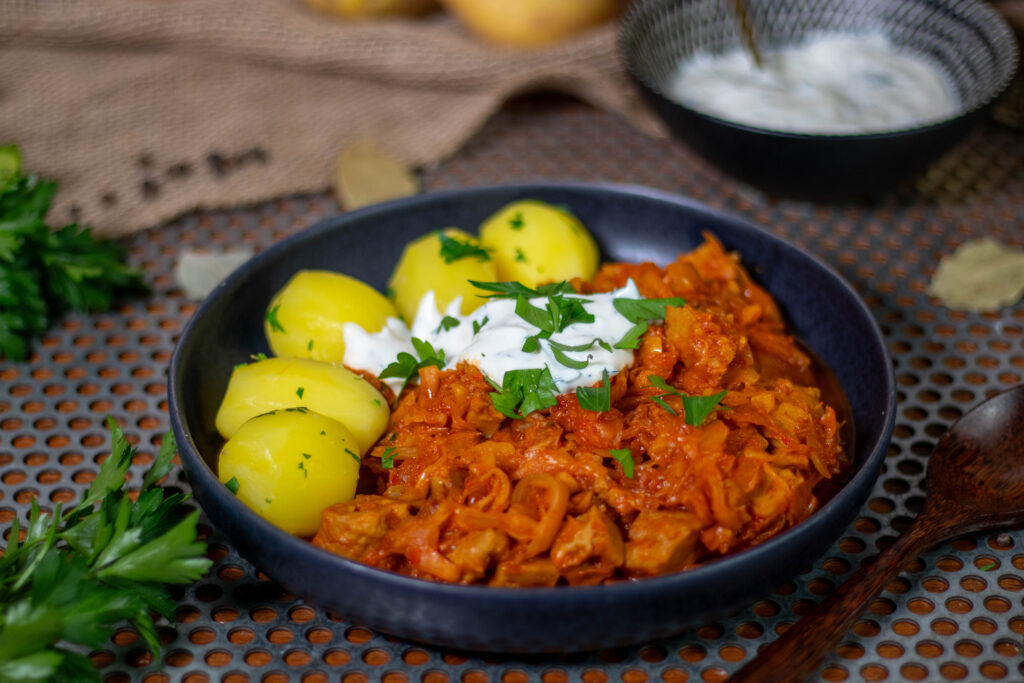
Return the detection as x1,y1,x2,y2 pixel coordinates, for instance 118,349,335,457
3,94,1024,683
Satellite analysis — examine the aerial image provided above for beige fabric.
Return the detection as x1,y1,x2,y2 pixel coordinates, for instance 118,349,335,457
0,0,663,236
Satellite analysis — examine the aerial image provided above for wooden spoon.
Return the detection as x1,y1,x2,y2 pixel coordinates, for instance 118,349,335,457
730,384,1024,683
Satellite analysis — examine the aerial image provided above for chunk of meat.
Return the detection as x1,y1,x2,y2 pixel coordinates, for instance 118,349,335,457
625,510,702,575
312,497,412,562
550,506,624,585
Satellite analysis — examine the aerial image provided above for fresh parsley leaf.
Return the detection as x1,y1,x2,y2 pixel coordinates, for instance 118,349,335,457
472,316,489,335
410,337,446,369
379,338,447,398
514,248,527,263
344,448,361,466
646,374,727,425
489,367,559,419
436,231,491,264
979,562,997,571
307,339,314,351
550,345,588,369
612,297,686,323
470,280,574,300
576,369,611,412
613,320,648,349
225,477,240,494
435,315,461,334
265,304,285,333
609,449,635,478
0,149,145,360
0,418,211,681
509,212,524,230
296,386,304,399
250,352,268,362
381,447,396,469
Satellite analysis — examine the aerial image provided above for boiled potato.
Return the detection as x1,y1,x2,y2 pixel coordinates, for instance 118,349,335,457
479,200,599,287
265,270,396,362
443,0,622,47
219,409,361,536
215,357,388,453
388,228,497,322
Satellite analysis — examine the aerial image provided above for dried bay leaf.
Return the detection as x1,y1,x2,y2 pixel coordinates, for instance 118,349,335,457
928,238,1024,312
335,142,419,210
174,247,255,300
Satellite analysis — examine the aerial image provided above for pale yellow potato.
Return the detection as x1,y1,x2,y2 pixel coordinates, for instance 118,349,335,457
387,228,497,322
478,200,599,287
215,357,388,453
265,270,396,362
218,409,361,536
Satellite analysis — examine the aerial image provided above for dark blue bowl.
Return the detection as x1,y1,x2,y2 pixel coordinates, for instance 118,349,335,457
169,183,896,652
619,0,1019,199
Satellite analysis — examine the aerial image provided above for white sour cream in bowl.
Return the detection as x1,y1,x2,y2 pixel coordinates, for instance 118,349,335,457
666,33,960,135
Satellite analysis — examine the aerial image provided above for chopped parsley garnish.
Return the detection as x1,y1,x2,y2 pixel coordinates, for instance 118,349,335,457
320,430,326,435
225,476,240,494
547,338,607,371
379,337,446,398
613,321,649,350
436,231,491,264
435,315,461,334
647,374,727,426
302,452,312,459
611,297,686,349
576,369,611,412
381,447,396,469
489,367,559,419
979,562,997,571
307,339,314,351
266,304,286,333
345,448,360,466
250,352,268,361
296,386,304,399
472,316,489,335
265,497,273,504
389,432,397,442
516,294,594,353
470,280,575,300
509,212,524,230
514,248,527,263
373,398,381,406
609,449,634,478
298,461,307,478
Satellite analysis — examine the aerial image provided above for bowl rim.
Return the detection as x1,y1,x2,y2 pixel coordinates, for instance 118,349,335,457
617,0,1020,140
169,181,897,603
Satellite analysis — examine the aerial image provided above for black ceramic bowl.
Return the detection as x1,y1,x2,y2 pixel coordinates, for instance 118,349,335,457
619,0,1019,199
169,183,896,653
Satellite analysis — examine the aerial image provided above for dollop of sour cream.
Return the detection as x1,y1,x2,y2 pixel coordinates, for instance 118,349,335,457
343,282,642,396
666,33,959,135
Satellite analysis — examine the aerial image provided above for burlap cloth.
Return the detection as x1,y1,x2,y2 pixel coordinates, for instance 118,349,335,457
0,0,662,236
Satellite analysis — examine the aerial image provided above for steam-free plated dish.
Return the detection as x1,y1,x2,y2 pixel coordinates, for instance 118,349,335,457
169,183,895,650
214,199,847,587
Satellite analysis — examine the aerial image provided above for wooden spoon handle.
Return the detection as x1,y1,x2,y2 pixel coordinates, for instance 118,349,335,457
729,520,943,683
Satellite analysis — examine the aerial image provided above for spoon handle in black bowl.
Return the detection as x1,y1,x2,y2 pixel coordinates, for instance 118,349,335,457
728,514,958,683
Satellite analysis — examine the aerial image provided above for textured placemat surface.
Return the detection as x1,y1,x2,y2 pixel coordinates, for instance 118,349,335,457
2,94,1024,683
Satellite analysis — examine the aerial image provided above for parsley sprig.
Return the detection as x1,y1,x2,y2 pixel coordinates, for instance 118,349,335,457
379,337,447,397
0,145,147,360
576,369,611,412
436,231,491,264
611,297,686,350
470,280,575,300
647,375,727,426
488,367,559,419
515,294,595,354
0,419,212,681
